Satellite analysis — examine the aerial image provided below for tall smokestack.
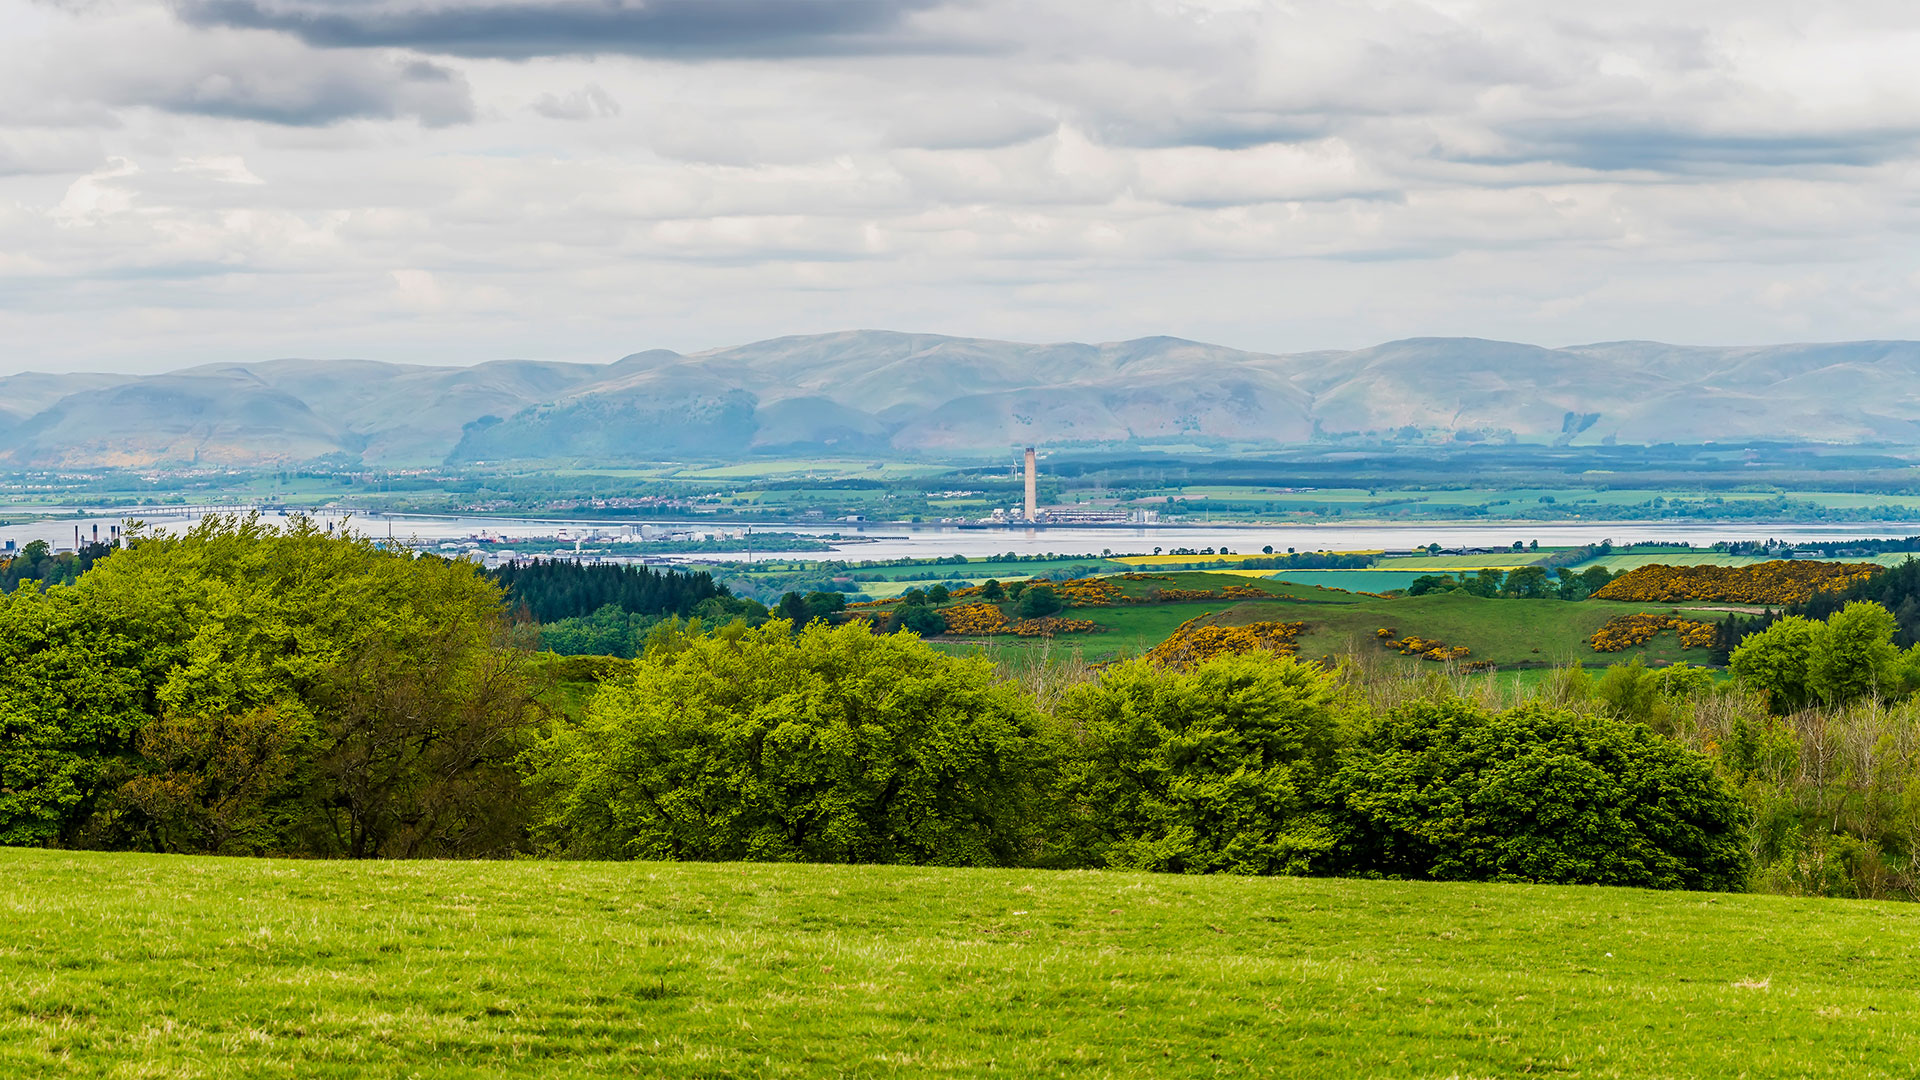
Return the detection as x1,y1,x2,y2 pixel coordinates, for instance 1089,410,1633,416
1023,447,1038,522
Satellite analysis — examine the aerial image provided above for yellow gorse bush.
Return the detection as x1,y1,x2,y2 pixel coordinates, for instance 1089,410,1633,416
1593,560,1878,605
1588,613,1716,652
1144,616,1306,669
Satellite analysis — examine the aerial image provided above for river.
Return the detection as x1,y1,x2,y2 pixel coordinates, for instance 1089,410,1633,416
4,507,1917,562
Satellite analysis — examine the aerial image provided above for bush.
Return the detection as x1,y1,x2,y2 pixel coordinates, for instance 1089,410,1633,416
1324,700,1747,890
527,620,1053,865
1053,655,1347,874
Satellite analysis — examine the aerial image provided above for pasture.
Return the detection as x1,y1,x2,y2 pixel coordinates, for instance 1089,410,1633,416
7,849,1920,1078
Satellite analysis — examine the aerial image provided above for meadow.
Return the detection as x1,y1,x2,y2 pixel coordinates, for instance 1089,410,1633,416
8,848,1920,1078
932,571,1738,668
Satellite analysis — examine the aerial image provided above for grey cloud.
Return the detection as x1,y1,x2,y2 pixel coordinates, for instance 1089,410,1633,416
173,0,964,59
1478,122,1920,172
123,51,473,126
532,83,620,120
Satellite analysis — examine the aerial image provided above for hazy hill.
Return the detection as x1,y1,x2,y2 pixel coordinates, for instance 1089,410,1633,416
5,332,1920,466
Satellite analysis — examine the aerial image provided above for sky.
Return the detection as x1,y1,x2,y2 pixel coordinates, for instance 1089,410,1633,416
4,0,1920,373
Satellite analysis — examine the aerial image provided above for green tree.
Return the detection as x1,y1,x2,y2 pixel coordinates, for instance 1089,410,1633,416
1730,616,1822,713
527,621,1052,865
0,586,148,846
1052,655,1346,875
1461,569,1506,598
4,513,541,857
1595,658,1659,725
1808,601,1902,705
1500,566,1552,599
979,579,1004,601
896,603,947,637
1325,700,1747,889
1017,584,1064,619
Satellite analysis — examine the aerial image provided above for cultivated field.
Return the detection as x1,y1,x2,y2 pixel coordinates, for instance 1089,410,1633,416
6,849,1920,1078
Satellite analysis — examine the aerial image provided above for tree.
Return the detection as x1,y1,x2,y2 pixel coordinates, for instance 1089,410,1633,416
0,586,148,846
1052,655,1346,874
526,621,1052,865
1730,616,1822,712
979,580,1004,601
116,705,303,855
1595,658,1660,725
1461,568,1506,598
5,513,544,857
1325,700,1746,890
778,591,810,625
1808,601,1902,705
926,584,951,604
896,602,947,637
1017,584,1063,619
1407,574,1457,596
803,591,847,622
1501,566,1552,599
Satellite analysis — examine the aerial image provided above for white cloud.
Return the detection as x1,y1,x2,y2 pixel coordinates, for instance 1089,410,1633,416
3,0,1920,374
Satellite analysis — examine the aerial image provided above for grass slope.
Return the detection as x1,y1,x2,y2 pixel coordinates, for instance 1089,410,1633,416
7,849,1920,1078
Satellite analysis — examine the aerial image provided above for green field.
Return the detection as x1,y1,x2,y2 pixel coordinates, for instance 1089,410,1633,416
8,848,1920,1077
925,571,1733,668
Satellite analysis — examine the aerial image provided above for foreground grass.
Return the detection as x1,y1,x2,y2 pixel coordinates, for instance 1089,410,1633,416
8,851,1920,1078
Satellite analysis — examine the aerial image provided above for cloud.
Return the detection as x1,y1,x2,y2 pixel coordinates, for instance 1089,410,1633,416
8,8,476,127
532,83,620,121
173,0,962,59
175,154,265,183
9,0,1920,375
130,52,474,127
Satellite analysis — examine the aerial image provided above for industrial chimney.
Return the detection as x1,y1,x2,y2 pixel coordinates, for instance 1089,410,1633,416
1023,446,1038,522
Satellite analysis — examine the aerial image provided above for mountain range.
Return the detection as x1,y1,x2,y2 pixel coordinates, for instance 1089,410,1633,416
3,332,1917,467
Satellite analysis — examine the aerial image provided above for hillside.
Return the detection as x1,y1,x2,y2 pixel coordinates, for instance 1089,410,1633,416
6,332,1920,466
7,848,1918,1077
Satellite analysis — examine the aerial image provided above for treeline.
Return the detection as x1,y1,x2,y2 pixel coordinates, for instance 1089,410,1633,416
527,622,1745,889
489,559,725,622
0,539,118,592
1407,564,1614,600
1796,559,1920,647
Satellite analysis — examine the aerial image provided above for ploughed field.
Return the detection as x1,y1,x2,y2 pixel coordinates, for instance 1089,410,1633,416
6,848,1920,1078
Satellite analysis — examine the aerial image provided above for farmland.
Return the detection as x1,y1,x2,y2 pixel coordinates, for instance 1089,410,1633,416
924,570,1739,667
9,848,1920,1078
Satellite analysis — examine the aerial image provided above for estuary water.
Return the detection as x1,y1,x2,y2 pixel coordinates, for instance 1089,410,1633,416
4,506,1917,562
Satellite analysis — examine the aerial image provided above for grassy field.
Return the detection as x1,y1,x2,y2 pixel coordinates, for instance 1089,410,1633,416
10,849,1920,1078
927,571,1733,668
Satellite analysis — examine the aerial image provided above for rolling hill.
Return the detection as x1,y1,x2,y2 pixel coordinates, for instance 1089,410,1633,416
4,332,1919,466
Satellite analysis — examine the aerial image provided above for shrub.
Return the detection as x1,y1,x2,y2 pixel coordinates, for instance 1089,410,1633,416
1053,655,1347,874
1144,617,1305,669
527,621,1052,865
1324,700,1747,890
